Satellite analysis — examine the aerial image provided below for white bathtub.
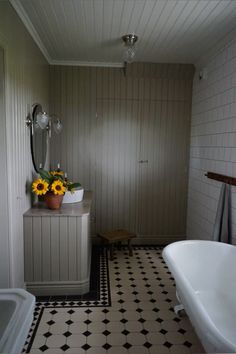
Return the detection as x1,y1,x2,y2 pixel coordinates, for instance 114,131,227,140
163,240,236,353
0,289,35,354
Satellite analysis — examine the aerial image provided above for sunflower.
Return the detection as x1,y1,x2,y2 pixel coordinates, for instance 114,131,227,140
32,179,49,195
51,180,66,195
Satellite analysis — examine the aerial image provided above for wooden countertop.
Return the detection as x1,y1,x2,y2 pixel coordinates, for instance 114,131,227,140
24,191,92,217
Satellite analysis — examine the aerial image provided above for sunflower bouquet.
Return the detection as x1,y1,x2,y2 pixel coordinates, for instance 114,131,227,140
32,169,81,197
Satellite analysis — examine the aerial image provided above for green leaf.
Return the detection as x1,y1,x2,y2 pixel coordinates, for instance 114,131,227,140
68,182,81,191
39,169,51,180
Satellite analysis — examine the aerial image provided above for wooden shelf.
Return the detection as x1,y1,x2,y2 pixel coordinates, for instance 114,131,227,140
205,172,236,186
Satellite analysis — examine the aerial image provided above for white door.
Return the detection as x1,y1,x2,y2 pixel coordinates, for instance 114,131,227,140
0,46,10,287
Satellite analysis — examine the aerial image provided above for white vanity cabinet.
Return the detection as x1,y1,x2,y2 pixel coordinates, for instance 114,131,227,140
23,192,92,296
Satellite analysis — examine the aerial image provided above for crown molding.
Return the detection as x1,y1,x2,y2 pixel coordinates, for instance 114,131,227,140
9,0,125,68
9,0,51,63
50,60,124,68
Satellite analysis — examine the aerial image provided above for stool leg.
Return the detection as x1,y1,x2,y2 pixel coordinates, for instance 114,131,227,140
128,239,133,256
110,244,114,260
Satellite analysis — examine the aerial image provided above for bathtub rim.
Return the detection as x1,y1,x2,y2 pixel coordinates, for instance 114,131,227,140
0,288,35,354
163,240,236,353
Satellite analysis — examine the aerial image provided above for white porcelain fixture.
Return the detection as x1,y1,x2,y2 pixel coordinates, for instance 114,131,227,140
62,188,84,204
163,240,236,353
0,288,35,354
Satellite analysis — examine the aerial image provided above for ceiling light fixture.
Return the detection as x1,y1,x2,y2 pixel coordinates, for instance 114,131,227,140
122,34,138,64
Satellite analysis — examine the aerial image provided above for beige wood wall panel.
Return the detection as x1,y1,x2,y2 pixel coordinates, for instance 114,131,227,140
95,99,140,233
24,211,91,294
42,216,51,282
0,2,49,287
50,63,194,243
51,217,60,281
76,217,82,280
68,217,77,281
59,217,68,281
23,217,33,282
80,217,90,280
32,217,42,281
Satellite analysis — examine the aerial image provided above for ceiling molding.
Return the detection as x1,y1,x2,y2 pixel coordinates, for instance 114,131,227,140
10,0,236,68
9,0,51,63
9,0,124,69
50,60,124,68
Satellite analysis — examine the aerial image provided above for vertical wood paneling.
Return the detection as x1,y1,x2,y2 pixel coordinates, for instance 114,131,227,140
42,216,51,281
0,2,49,287
59,217,68,280
95,98,140,232
50,217,60,280
32,217,42,281
0,46,10,288
17,0,236,63
24,213,91,284
80,216,88,279
68,216,77,280
24,217,33,282
50,64,194,243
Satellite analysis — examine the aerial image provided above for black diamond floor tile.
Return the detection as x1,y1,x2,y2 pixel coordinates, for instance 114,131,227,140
82,343,91,351
103,343,112,350
61,344,70,351
39,345,48,352
23,246,204,354
123,342,132,349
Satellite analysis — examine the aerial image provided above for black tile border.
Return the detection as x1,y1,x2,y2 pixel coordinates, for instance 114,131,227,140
35,246,111,307
22,247,111,353
22,245,166,353
24,308,44,353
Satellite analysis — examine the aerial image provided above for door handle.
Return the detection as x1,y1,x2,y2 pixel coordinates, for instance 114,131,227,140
138,160,148,163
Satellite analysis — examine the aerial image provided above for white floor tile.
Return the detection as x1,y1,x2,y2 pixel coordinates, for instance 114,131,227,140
66,334,87,347
46,334,66,348
25,247,204,354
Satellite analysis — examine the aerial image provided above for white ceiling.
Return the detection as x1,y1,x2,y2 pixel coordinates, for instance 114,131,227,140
10,0,236,66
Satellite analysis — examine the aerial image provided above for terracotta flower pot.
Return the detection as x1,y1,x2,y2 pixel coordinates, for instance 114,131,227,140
44,193,64,210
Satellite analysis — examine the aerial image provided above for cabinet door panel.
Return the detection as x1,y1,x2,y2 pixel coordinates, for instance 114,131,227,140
95,99,140,233
138,100,189,238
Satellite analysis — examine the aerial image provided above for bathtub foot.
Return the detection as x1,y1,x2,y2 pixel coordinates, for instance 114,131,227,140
174,304,184,316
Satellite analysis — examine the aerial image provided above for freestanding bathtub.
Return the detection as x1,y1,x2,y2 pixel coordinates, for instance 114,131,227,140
163,240,236,353
0,288,35,354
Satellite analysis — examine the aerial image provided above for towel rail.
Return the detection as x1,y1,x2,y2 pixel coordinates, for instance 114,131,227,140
205,172,236,186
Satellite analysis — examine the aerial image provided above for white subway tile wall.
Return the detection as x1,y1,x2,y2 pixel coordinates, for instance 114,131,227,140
187,36,236,244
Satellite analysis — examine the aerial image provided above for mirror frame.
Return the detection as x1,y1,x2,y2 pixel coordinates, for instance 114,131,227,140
30,103,48,173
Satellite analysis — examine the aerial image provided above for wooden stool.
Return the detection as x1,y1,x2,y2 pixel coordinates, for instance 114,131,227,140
98,229,136,260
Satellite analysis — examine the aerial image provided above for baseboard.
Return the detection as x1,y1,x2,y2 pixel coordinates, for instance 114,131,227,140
91,234,185,245
26,279,90,296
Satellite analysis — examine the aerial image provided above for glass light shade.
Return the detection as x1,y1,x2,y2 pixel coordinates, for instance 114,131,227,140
53,119,63,134
123,46,136,63
36,112,49,130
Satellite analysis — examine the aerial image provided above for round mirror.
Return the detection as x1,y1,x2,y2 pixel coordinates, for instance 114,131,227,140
30,103,48,172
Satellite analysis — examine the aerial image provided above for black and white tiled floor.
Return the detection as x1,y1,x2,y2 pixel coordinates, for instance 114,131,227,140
25,246,205,354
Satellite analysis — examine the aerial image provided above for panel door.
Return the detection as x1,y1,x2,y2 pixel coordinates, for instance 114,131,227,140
137,100,190,240
95,99,140,233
